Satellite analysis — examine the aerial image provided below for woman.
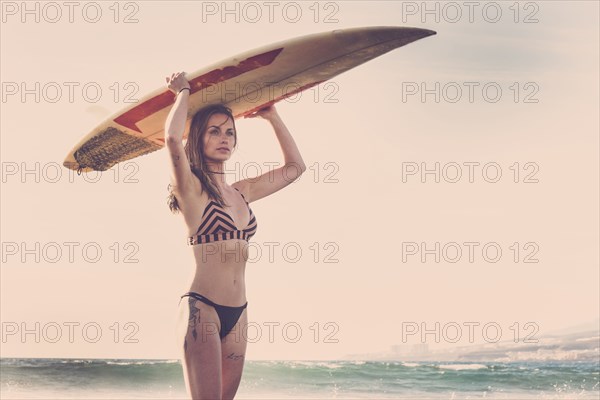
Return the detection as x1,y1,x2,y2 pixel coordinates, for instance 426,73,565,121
164,71,306,400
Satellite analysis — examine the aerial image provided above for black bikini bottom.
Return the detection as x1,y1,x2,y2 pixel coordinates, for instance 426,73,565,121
180,291,248,339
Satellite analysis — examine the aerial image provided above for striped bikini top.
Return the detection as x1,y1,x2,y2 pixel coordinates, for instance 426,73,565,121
188,187,257,246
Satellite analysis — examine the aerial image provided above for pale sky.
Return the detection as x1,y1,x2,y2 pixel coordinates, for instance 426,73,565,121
1,1,598,361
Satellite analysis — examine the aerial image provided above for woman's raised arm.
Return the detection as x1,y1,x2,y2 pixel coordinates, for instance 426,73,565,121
241,105,307,202
164,72,194,194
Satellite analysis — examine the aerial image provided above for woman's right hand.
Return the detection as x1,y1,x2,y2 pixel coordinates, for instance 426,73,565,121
166,71,191,94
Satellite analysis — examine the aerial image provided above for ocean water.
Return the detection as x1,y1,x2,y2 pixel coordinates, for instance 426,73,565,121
1,358,598,399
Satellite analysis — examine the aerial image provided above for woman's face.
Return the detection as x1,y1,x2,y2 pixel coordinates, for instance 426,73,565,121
202,113,236,161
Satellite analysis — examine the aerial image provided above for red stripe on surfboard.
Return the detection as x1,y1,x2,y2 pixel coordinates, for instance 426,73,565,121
114,48,284,133
151,80,326,145
235,80,326,118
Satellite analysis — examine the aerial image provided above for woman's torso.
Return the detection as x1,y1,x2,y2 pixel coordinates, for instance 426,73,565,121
174,178,256,306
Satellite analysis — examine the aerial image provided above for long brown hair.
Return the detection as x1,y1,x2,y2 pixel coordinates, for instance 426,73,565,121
166,104,238,214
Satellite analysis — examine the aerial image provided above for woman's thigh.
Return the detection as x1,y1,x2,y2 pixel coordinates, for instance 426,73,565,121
220,308,248,400
176,296,223,399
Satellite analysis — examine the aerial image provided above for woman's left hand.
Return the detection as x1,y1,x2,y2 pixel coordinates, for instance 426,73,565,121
244,104,279,120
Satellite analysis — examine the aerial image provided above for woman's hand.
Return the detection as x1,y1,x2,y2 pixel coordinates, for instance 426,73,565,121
245,104,279,121
166,71,191,94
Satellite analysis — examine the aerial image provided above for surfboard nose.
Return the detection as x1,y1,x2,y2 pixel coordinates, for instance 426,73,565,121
330,26,436,51
381,26,437,51
395,27,437,48
420,28,437,38
376,26,437,43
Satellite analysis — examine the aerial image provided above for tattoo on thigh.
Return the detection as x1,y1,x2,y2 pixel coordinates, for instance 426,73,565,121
226,353,244,361
184,298,201,352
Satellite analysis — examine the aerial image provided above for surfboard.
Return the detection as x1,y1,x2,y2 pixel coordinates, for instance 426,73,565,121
63,26,436,173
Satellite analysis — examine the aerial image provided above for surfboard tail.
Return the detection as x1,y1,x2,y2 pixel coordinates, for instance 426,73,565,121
64,127,161,173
